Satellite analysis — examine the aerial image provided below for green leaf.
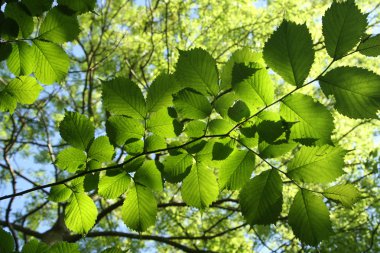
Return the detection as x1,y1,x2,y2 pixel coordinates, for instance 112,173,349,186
175,48,219,95
7,42,34,76
239,169,282,225
69,176,85,192
208,119,233,135
146,108,176,138
88,136,114,163
0,227,14,253
214,92,237,118
57,0,96,13
100,247,124,253
231,62,258,86
83,173,99,192
257,120,288,144
146,74,179,112
184,120,206,138
4,76,42,105
134,160,163,192
59,111,95,151
162,153,193,183
258,141,297,159
98,171,131,199
102,77,146,119
49,184,72,202
212,140,234,160
194,141,217,167
145,134,166,152
280,93,334,145
263,20,314,86
124,139,144,155
122,183,157,232
319,67,380,119
232,63,274,110
55,147,86,172
228,100,250,122
173,89,212,119
323,184,360,208
87,160,101,171
221,47,265,90
288,190,332,246
65,192,98,234
123,156,145,173
0,92,17,113
0,17,19,38
39,7,80,43
322,0,367,59
0,43,12,62
287,145,346,183
49,242,80,253
4,2,34,38
33,40,70,84
181,163,219,209
22,0,53,16
21,239,49,253
358,34,380,56
219,150,255,190
106,116,144,147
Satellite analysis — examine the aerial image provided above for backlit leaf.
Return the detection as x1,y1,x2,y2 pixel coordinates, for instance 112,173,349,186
288,190,332,246
98,171,131,199
7,42,34,76
22,0,53,16
219,150,255,190
358,34,380,56
4,76,42,105
122,183,157,232
65,192,98,234
58,0,96,13
88,136,114,163
162,153,193,183
145,134,166,152
33,40,70,84
102,77,146,119
173,89,212,119
239,169,282,225
323,184,360,208
175,48,219,96
0,227,14,253
106,116,144,147
287,145,346,183
221,47,265,90
181,163,219,209
39,7,80,43
263,20,314,86
146,74,179,112
59,111,95,150
322,0,367,59
208,119,233,135
319,67,380,119
134,160,163,192
49,184,72,202
280,93,334,145
232,62,275,114
21,239,49,253
4,2,34,38
55,147,86,172
147,108,176,138
49,242,80,253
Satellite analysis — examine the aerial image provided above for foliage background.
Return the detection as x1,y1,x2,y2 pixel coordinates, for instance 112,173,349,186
0,0,379,252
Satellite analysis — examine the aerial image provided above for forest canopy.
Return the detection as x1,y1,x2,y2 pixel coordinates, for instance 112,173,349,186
0,0,379,252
